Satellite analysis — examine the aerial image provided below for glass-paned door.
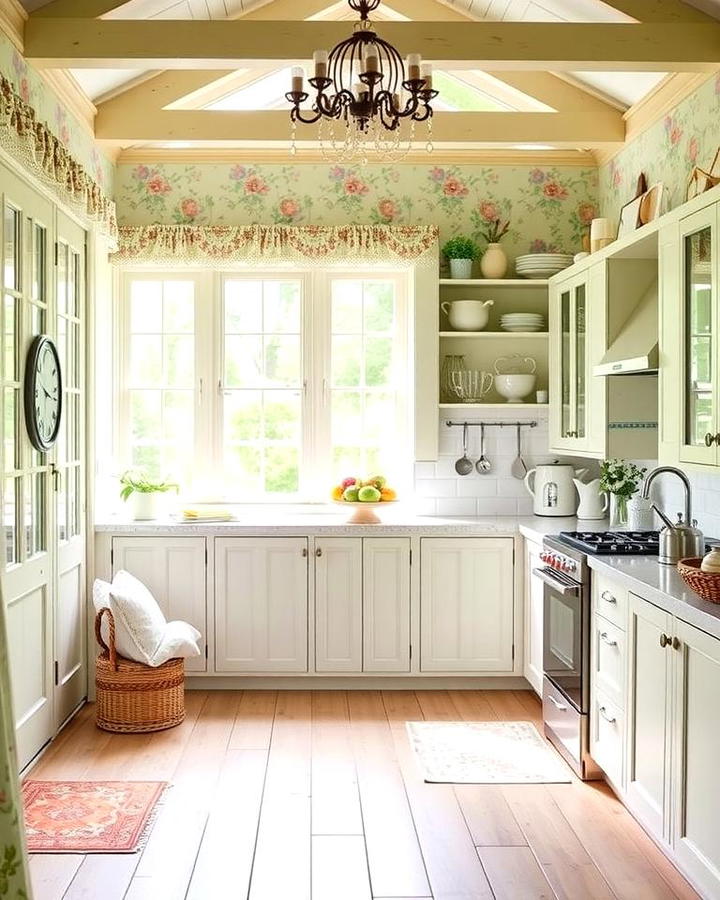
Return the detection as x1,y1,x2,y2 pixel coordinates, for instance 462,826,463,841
560,289,572,439
55,211,87,727
575,284,587,440
680,206,718,465
0,165,54,769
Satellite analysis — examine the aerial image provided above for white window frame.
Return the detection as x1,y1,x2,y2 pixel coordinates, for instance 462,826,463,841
116,266,412,503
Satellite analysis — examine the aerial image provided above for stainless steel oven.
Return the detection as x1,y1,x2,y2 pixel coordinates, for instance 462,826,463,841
535,537,600,780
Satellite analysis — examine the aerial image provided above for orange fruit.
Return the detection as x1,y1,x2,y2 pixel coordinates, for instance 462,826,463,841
331,485,344,501
380,487,397,502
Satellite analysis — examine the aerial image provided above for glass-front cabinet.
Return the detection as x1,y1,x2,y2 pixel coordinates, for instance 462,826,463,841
549,265,605,456
679,205,719,465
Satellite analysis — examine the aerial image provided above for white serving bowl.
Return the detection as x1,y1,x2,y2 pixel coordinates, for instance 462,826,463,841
494,373,537,402
441,299,493,331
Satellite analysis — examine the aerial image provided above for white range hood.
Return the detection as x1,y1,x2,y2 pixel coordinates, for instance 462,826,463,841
594,280,659,376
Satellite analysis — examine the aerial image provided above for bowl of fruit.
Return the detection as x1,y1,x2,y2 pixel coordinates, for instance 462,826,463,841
331,476,397,524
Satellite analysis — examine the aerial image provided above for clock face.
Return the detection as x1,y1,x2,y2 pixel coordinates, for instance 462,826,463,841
24,336,62,452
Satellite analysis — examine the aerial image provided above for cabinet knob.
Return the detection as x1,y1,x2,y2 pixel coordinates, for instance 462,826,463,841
705,432,716,447
315,547,322,557
672,636,681,650
660,633,670,648
715,434,720,447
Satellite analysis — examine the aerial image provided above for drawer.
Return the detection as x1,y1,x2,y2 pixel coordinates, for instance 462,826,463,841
590,689,624,790
591,614,626,708
592,573,628,630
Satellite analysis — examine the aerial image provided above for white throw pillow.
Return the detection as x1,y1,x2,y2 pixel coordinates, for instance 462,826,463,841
91,572,201,666
149,620,202,667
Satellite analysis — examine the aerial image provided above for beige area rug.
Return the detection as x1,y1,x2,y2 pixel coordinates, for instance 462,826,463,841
407,721,572,784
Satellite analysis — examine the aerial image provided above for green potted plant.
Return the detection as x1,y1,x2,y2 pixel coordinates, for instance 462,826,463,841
119,469,179,521
441,235,480,280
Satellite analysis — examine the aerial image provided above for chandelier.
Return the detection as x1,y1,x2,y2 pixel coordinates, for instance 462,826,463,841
285,0,438,162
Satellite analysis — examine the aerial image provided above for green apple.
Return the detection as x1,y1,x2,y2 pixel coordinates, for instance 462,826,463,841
343,486,360,502
369,475,386,489
358,485,381,502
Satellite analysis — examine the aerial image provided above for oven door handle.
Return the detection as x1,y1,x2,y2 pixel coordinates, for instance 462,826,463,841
532,567,580,597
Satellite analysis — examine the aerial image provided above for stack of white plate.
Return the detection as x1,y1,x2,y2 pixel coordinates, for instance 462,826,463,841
515,253,574,279
500,313,545,333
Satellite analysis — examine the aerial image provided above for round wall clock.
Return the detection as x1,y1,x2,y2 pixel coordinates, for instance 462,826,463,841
24,335,62,452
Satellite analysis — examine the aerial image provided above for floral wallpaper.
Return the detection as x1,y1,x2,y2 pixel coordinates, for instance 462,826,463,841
599,72,720,225
116,161,599,262
0,31,114,192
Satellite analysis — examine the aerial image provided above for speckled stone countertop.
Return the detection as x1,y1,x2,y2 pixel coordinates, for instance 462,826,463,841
94,511,586,544
589,555,720,641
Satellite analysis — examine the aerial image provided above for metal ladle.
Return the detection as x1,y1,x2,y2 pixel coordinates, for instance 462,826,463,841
476,424,492,473
511,423,528,479
455,423,474,476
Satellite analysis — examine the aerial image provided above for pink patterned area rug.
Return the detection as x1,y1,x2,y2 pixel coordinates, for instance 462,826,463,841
22,780,168,853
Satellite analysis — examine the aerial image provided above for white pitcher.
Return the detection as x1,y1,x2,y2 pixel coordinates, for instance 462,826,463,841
573,477,608,521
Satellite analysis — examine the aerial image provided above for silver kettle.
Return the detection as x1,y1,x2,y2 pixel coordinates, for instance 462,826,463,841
657,510,705,565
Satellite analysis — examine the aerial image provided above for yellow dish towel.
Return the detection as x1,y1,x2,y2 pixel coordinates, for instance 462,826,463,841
182,507,233,520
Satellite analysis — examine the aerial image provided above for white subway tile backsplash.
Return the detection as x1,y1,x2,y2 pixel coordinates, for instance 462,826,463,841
457,478,498,498
476,498,519,516
415,478,457,498
414,461,436,479
437,498,479,517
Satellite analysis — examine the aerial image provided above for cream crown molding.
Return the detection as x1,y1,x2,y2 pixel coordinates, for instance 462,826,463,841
593,70,717,167
0,0,26,51
115,146,597,166
39,69,97,135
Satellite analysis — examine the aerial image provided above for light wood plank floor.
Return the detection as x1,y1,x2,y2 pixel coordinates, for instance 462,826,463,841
26,690,700,900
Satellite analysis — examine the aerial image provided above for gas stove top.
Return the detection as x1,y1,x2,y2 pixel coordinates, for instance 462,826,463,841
557,530,660,555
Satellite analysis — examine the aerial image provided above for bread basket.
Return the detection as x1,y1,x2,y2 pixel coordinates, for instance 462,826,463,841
677,558,720,604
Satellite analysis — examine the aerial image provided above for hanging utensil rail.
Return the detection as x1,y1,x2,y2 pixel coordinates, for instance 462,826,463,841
445,420,538,429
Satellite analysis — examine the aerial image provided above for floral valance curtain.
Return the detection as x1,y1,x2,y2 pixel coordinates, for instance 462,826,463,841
0,74,117,243
113,224,439,266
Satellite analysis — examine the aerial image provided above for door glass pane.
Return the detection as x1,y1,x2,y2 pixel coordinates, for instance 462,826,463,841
561,291,572,437
576,285,586,439
3,205,19,291
33,472,46,552
4,388,16,471
3,295,16,381
685,227,713,446
33,223,46,303
4,476,19,566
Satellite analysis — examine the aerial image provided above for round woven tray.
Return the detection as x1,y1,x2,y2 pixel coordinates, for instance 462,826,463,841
95,607,185,733
677,558,720,604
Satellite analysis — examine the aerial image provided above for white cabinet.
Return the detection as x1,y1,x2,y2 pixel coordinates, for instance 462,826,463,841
548,263,607,456
591,614,625,708
672,619,720,898
420,537,514,672
214,537,308,673
363,537,411,673
112,536,208,673
314,538,362,673
523,539,543,695
625,592,673,840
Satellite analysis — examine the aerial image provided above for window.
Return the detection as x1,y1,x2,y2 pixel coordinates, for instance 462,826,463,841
118,269,411,501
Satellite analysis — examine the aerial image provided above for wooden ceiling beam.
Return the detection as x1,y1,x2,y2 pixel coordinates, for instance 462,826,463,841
24,19,720,70
94,107,625,144
30,0,133,17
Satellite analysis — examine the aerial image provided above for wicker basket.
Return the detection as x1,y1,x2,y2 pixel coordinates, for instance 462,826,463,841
95,607,185,733
677,558,720,604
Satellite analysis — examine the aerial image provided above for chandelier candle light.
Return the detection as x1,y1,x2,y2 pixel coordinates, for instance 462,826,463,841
286,0,438,162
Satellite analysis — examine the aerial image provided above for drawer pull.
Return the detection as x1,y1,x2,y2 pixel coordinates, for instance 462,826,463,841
315,547,323,557
600,590,617,605
598,705,616,724
547,694,567,712
599,631,617,647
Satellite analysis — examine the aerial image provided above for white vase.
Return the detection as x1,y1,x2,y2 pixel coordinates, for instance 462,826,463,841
480,243,508,279
449,258,473,279
130,492,159,521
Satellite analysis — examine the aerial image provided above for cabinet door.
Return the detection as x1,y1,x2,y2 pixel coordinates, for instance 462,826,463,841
112,536,207,672
315,538,362,673
672,619,720,897
363,538,410,672
625,593,673,840
679,205,718,466
215,537,308,673
523,540,543,695
420,537,514,672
